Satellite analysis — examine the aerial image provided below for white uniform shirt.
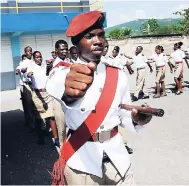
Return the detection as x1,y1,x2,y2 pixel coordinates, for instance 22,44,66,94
101,54,127,71
113,54,128,70
70,58,77,64
46,58,142,178
27,63,48,89
170,49,185,64
152,53,168,67
53,57,70,67
133,53,148,68
16,59,34,84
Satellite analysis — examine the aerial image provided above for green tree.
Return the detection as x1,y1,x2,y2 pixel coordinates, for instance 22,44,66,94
157,24,182,34
119,27,132,39
141,19,160,35
108,28,120,39
108,28,132,39
174,8,189,35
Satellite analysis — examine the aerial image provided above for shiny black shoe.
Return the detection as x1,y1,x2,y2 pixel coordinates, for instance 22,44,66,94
132,96,138,102
126,146,133,154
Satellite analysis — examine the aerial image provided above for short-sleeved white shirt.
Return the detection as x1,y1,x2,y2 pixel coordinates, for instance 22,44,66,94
152,53,168,67
170,49,185,63
133,53,147,68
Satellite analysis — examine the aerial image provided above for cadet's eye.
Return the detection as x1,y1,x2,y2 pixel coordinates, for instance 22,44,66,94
84,33,94,39
98,32,105,38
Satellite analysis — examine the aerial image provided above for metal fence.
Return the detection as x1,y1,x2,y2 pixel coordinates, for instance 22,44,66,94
0,0,104,13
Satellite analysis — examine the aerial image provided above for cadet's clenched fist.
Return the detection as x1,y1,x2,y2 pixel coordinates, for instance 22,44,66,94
65,62,97,98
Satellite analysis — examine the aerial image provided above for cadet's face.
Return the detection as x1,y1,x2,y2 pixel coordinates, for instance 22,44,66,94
52,53,57,59
155,48,161,54
102,46,109,56
56,44,68,60
70,48,78,61
78,28,105,63
135,47,141,55
34,52,43,65
25,47,32,59
112,50,118,58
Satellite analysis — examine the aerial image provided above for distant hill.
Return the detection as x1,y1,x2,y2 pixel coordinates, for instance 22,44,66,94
105,18,181,36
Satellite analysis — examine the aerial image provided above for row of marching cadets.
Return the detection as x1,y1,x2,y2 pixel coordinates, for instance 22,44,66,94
16,40,79,148
15,37,188,150
102,41,189,102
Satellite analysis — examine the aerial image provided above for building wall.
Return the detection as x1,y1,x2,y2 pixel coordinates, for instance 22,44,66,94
0,0,92,91
107,36,189,56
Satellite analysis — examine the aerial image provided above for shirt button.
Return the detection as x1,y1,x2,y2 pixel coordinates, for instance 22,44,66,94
95,71,98,75
99,87,103,92
81,108,85,112
100,125,104,129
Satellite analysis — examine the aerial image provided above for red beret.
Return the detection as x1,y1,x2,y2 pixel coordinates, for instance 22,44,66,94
66,10,104,37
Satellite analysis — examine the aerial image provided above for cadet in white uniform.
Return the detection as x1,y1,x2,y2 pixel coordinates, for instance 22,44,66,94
169,42,186,95
27,51,60,146
128,46,152,101
53,40,70,67
101,40,133,155
46,11,152,185
107,46,134,74
69,46,78,64
49,40,70,144
16,46,35,130
149,45,172,98
16,54,28,125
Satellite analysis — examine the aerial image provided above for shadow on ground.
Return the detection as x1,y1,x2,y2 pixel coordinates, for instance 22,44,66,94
1,109,58,185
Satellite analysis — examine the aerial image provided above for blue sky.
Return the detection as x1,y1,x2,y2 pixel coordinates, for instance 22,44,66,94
102,0,189,27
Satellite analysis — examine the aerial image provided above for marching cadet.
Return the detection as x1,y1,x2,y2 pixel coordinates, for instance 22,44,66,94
46,51,57,76
168,42,186,95
101,39,109,58
16,54,28,125
46,10,153,185
51,51,57,60
16,46,36,131
101,40,133,154
149,45,172,98
109,46,134,74
127,46,152,101
27,51,60,146
48,40,70,145
53,40,70,67
69,46,78,64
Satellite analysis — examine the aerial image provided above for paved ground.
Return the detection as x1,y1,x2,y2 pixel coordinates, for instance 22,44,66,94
1,63,189,185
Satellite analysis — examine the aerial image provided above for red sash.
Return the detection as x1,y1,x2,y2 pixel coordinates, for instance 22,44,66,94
53,61,71,68
51,66,118,185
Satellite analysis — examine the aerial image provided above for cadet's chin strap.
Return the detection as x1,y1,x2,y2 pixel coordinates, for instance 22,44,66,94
50,66,118,185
